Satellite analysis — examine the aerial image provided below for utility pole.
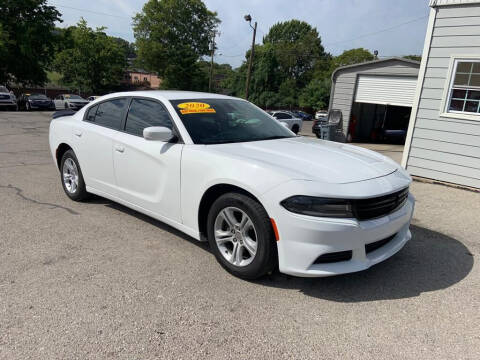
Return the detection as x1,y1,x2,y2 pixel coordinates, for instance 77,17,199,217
208,31,216,92
244,15,257,101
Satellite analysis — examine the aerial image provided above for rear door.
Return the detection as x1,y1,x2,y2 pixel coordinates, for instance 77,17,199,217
112,97,183,222
71,98,128,196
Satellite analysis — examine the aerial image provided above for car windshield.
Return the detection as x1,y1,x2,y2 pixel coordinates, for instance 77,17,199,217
65,94,84,100
0,86,9,93
170,98,295,144
29,94,48,100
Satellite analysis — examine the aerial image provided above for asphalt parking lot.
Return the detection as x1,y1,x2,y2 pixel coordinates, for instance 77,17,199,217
1,111,479,360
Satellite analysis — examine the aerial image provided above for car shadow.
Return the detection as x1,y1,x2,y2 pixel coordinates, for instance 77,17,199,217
256,225,474,302
92,196,474,302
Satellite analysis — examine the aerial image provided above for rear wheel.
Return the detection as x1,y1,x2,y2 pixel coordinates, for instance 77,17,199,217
291,124,300,134
60,150,89,201
207,192,277,279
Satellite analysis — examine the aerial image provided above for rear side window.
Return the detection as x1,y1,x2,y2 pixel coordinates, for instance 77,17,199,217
125,98,173,136
92,98,127,129
85,105,98,122
275,112,291,119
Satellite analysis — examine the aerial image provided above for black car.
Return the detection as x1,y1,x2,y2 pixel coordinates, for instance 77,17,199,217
18,93,56,111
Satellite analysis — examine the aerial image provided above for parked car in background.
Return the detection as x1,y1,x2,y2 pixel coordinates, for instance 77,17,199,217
87,96,99,102
54,94,89,111
315,110,328,120
267,111,303,134
17,93,55,111
292,110,312,121
0,85,17,111
49,91,414,279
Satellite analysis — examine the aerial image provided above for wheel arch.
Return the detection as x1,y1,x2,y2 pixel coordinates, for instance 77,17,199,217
55,143,73,170
197,183,264,241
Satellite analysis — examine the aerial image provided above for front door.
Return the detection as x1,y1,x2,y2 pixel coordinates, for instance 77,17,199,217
112,98,183,222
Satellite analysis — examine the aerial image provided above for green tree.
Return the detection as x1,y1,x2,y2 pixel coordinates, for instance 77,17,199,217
0,0,61,85
404,55,421,62
264,20,327,87
331,48,374,69
54,19,127,94
299,78,331,110
133,0,219,90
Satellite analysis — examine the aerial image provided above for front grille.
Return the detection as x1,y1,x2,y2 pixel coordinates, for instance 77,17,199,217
353,187,409,221
0,94,10,100
313,250,352,264
365,233,396,254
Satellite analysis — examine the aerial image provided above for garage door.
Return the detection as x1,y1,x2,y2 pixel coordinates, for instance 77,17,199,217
354,75,418,107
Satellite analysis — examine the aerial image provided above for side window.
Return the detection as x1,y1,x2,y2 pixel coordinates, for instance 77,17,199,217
275,112,290,120
94,98,128,129
85,105,98,122
125,98,173,137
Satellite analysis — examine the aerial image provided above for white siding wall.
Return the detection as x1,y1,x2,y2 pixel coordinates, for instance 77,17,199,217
405,4,480,188
330,60,419,139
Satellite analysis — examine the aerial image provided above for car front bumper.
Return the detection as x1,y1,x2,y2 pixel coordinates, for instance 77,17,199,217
275,195,414,277
0,101,16,107
262,171,415,277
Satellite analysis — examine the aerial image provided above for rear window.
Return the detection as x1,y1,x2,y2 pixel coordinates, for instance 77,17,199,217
85,98,127,129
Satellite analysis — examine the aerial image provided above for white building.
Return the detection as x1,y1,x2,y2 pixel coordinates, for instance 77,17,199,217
402,0,480,189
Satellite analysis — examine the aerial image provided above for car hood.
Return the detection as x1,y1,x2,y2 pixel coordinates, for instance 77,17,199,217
209,137,399,184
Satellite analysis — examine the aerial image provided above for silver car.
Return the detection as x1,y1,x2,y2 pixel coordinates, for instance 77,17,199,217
267,111,303,134
0,86,17,111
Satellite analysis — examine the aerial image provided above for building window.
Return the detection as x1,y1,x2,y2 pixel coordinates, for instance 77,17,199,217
446,60,480,115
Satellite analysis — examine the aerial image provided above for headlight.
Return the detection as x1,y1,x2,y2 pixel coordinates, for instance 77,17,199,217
280,196,354,218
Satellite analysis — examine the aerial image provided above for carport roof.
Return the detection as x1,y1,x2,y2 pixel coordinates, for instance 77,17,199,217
331,57,420,81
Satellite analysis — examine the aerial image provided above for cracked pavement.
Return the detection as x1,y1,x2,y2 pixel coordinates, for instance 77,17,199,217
0,111,479,359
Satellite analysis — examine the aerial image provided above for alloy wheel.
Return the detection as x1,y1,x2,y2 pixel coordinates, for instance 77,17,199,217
63,158,79,194
214,207,258,267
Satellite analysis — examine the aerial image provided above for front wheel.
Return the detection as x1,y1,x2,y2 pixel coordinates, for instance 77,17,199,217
60,149,89,201
207,192,277,279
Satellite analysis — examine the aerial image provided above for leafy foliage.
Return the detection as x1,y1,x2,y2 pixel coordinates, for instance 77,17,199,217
0,0,61,85
54,19,127,93
133,0,219,90
331,48,375,69
404,55,421,62
299,78,331,110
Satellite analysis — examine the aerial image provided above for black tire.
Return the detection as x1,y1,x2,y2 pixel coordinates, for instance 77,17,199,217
292,124,300,134
60,149,90,201
206,192,277,279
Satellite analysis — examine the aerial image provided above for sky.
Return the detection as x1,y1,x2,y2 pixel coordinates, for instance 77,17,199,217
48,0,430,68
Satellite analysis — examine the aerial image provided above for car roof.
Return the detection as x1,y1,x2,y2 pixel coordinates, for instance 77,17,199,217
97,90,240,102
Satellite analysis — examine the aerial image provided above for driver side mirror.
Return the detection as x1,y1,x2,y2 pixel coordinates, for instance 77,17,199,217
143,126,175,142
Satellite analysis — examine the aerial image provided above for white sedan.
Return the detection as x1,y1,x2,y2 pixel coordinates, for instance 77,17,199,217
49,91,415,279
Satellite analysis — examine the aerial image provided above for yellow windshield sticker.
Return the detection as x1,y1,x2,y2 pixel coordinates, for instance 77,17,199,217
177,102,216,114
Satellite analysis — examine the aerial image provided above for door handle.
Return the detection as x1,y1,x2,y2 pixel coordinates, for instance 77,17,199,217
74,130,82,137
114,145,125,153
